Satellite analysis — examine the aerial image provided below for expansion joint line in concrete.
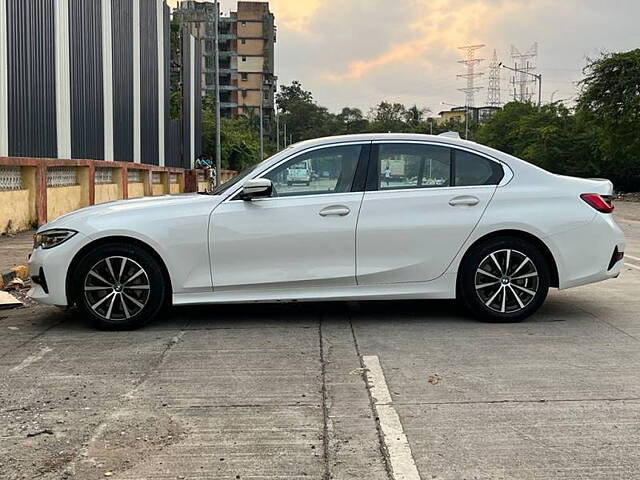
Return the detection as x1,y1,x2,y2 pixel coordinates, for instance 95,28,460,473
347,312,395,480
318,316,331,480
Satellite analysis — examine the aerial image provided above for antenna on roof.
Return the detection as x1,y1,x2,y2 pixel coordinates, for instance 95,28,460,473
438,131,461,139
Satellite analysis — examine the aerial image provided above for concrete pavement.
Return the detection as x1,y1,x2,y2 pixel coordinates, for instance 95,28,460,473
1,204,640,479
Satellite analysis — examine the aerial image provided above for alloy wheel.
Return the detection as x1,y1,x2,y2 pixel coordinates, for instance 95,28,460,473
83,256,151,321
474,249,539,314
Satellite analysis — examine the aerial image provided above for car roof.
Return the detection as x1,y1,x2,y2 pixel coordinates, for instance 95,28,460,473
280,133,552,182
289,133,474,150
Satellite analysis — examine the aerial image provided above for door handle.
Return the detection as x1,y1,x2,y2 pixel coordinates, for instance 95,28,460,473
449,195,480,207
319,205,351,217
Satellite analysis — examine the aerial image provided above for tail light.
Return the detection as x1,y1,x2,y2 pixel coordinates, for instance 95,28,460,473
580,193,614,213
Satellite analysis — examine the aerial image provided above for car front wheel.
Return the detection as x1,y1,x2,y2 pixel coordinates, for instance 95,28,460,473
73,243,167,330
459,236,550,322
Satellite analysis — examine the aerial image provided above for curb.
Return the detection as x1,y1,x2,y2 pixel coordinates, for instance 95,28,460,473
0,265,29,290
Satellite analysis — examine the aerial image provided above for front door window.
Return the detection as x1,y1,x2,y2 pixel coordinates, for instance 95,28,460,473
264,145,362,197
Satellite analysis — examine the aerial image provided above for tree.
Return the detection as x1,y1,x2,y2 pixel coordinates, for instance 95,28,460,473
276,80,314,114
577,49,640,191
276,81,337,143
476,101,600,179
368,101,407,132
201,95,261,171
336,107,369,134
404,105,429,127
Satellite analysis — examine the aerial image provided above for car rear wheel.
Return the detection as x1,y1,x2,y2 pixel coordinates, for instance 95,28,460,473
459,236,550,322
73,243,167,330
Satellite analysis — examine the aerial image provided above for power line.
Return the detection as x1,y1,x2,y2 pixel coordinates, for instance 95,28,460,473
457,44,485,108
510,43,538,103
487,49,501,107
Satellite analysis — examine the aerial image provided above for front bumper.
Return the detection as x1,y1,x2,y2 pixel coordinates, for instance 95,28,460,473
27,232,89,307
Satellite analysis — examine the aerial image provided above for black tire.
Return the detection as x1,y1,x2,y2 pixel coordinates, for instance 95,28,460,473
72,242,168,330
458,236,550,323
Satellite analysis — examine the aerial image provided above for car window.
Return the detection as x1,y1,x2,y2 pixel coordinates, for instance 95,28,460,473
264,145,362,197
378,144,451,190
454,150,504,186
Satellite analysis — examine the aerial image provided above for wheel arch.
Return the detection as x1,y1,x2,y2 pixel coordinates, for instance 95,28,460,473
65,236,173,307
458,229,560,288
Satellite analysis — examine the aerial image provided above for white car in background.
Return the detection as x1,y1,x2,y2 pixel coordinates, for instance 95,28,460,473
286,164,312,186
28,133,625,330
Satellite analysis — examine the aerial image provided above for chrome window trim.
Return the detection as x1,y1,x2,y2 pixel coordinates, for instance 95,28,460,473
222,141,372,203
371,140,514,189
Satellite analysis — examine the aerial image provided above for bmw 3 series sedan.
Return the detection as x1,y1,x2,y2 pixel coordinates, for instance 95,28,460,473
28,133,625,330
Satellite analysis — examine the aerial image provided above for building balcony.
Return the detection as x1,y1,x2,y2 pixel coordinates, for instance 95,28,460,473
203,32,237,41
221,102,238,109
202,67,235,74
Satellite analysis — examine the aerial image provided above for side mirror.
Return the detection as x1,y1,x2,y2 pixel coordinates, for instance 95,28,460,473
240,178,273,201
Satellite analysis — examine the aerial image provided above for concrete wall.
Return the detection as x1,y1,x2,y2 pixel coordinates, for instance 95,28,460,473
238,89,262,108
238,72,262,88
237,21,263,38
128,182,145,198
95,183,120,204
0,189,33,233
47,185,84,222
238,56,264,72
0,158,206,233
238,39,263,55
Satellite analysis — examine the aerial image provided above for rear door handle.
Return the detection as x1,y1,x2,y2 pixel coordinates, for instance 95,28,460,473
319,205,350,217
449,195,480,207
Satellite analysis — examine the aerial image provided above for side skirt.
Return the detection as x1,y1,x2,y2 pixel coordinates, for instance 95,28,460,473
172,273,457,306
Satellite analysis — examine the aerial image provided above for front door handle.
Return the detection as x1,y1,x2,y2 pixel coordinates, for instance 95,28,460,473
319,205,350,217
449,195,480,207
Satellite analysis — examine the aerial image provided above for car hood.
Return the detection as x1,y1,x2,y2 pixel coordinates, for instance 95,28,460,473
39,193,223,232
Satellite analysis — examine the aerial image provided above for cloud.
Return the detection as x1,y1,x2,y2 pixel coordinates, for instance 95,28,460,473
323,0,524,81
269,0,323,32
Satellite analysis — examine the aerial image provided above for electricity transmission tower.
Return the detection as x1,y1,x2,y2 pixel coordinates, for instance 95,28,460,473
487,49,501,107
510,43,538,102
457,44,485,108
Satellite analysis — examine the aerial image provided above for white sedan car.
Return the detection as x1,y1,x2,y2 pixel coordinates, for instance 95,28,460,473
28,134,625,330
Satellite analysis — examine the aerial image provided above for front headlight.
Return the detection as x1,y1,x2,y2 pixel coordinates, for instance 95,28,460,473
33,229,78,250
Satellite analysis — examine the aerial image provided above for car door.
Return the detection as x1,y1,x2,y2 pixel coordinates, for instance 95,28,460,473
356,142,504,285
210,143,369,291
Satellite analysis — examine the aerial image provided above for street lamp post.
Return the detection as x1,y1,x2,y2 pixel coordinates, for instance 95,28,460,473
259,88,264,161
498,62,542,108
213,0,221,186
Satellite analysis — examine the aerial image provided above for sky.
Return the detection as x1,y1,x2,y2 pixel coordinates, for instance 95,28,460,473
172,0,640,115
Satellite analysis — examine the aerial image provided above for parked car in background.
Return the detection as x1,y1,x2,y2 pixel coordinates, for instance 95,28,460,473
28,133,625,330
286,163,311,186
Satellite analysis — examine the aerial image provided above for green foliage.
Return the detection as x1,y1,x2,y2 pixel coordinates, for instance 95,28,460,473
576,49,640,190
475,48,640,190
195,48,640,191
201,95,261,171
476,102,601,179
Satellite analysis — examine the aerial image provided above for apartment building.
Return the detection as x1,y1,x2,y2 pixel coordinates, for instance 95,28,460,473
176,1,277,127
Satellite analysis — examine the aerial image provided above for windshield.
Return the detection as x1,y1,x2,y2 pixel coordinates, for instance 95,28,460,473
209,152,280,195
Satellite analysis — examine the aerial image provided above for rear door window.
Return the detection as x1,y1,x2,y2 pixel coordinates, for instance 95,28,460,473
377,144,451,190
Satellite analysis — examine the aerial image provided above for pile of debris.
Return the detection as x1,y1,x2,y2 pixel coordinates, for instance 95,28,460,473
0,276,29,309
616,192,640,202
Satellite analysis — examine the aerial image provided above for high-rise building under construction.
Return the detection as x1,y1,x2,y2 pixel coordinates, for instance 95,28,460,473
175,1,277,127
